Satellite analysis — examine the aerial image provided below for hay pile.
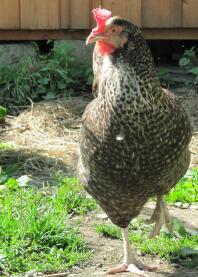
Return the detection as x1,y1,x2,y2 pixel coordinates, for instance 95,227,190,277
0,90,197,186
1,96,90,184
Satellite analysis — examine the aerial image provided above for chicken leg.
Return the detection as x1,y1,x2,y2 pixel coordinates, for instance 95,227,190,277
106,228,157,276
145,195,173,238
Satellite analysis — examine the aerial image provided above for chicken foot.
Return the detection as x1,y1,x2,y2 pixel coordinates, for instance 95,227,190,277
145,195,173,238
106,228,157,276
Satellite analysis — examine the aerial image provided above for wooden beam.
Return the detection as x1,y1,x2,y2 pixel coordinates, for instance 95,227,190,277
141,28,198,40
0,28,198,41
0,30,89,41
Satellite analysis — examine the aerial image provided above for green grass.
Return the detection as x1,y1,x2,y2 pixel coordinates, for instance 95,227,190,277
96,219,198,267
95,169,198,267
166,168,198,204
0,142,15,151
0,148,197,275
0,175,95,275
95,223,121,239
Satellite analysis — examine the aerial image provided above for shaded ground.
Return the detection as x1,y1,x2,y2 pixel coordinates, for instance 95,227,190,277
0,88,198,276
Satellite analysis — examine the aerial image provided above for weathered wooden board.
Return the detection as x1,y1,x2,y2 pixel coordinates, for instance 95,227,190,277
142,0,182,28
1,29,198,41
70,0,89,29
21,0,60,29
90,0,102,27
0,0,19,29
183,0,198,27
61,0,70,28
103,0,142,26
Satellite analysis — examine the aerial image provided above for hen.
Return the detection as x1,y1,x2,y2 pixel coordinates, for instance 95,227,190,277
78,8,192,276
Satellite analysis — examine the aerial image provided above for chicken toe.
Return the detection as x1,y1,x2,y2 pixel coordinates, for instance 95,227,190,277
145,195,173,238
106,228,157,275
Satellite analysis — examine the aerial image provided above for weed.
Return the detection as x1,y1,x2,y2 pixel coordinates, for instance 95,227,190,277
0,142,15,151
0,43,93,112
158,68,175,88
96,170,198,266
0,173,95,275
96,219,198,266
179,47,198,87
166,168,198,204
0,106,7,119
95,223,121,239
53,175,96,215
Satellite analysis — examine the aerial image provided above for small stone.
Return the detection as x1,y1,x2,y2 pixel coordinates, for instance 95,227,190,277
189,205,198,210
96,263,103,268
137,250,142,256
25,270,37,277
96,213,108,219
181,203,189,209
171,263,180,268
174,202,182,208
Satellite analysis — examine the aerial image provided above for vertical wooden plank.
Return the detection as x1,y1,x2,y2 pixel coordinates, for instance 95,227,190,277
142,0,182,28
0,0,19,29
21,0,60,29
90,0,102,27
183,0,198,27
61,0,70,28
102,0,142,27
70,0,89,29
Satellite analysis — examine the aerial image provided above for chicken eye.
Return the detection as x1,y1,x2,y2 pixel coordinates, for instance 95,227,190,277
112,28,116,33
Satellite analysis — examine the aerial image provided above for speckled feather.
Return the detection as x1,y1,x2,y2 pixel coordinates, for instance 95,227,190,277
78,18,192,228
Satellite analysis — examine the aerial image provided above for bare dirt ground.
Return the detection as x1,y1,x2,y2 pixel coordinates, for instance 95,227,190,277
66,205,198,277
0,88,198,277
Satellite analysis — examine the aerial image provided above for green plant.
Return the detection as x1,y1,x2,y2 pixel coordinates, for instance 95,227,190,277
0,173,95,275
0,106,7,119
96,219,198,266
96,223,121,239
53,175,96,215
179,47,198,86
166,168,198,204
158,68,175,88
0,43,93,112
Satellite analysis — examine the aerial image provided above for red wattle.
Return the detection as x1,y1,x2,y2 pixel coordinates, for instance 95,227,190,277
97,41,116,56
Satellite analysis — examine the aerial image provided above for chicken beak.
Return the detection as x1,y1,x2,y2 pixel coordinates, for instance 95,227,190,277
86,33,104,45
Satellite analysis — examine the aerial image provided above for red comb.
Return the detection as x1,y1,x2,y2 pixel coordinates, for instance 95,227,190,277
92,8,112,34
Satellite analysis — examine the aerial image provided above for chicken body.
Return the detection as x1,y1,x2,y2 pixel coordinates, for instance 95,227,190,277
78,15,192,275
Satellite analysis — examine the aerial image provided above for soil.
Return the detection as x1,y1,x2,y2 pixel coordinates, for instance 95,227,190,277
0,88,198,277
65,205,198,277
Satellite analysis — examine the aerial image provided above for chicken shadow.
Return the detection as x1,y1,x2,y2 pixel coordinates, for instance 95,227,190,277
0,148,74,187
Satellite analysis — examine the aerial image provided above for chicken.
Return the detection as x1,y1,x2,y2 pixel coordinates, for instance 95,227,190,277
78,8,192,276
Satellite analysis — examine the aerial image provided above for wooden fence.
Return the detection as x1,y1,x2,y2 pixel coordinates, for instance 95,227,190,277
0,0,198,40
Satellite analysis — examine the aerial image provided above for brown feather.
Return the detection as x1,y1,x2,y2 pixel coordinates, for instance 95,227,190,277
78,17,192,228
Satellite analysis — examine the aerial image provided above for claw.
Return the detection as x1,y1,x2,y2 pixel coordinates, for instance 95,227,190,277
105,228,158,275
106,263,156,276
